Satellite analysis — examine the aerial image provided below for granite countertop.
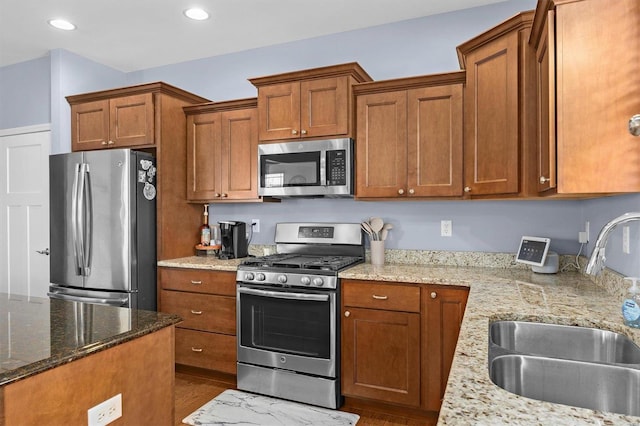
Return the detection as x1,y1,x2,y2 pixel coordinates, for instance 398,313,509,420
341,263,640,425
157,255,246,271
159,253,640,424
0,295,180,387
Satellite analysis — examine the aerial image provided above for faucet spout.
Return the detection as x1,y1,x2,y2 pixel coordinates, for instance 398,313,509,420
585,212,640,276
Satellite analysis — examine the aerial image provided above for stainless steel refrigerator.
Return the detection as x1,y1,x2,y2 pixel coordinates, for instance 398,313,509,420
48,149,157,310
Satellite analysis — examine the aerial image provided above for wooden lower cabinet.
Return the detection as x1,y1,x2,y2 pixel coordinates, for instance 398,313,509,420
341,279,468,413
159,267,237,376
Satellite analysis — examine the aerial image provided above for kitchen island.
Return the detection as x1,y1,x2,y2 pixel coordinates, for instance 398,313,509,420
0,294,180,425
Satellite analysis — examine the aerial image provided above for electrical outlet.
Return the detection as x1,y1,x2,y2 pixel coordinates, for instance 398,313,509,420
441,220,452,237
623,226,631,254
252,219,260,233
578,231,588,244
88,394,122,426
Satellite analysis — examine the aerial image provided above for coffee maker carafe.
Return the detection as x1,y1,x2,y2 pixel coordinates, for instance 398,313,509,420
218,221,248,259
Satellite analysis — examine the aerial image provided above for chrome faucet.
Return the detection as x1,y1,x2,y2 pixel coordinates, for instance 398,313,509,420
585,212,640,276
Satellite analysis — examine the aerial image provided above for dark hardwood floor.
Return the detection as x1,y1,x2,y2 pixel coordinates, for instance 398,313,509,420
174,372,437,426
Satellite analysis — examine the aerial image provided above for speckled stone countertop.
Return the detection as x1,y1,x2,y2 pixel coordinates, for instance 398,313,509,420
0,295,180,387
158,249,640,424
340,263,640,425
157,255,244,271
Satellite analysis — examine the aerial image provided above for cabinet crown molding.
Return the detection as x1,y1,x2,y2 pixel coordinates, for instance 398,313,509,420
352,71,466,96
66,81,210,105
456,10,534,69
248,62,373,87
183,97,258,115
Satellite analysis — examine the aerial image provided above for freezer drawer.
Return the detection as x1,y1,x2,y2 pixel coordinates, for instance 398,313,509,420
48,284,133,308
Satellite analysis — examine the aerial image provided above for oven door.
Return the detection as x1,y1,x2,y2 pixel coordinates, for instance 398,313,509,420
237,284,337,377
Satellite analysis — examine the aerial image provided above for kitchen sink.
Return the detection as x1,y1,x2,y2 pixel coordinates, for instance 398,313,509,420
490,354,640,417
489,320,640,364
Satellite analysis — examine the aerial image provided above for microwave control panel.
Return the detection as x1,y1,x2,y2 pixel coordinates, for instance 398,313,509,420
327,150,347,186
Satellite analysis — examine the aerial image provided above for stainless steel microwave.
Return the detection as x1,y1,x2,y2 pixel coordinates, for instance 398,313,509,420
258,138,353,198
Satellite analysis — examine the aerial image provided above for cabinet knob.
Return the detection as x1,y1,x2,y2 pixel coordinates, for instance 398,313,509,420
464,186,471,193
408,189,415,195
107,140,114,145
629,114,640,136
190,310,203,315
344,311,351,317
292,129,298,135
539,176,550,184
101,141,108,146
214,193,221,198
431,291,437,299
221,193,228,198
191,347,203,353
301,130,307,135
398,188,405,195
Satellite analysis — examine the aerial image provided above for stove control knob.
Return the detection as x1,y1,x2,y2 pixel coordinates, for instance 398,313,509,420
244,272,255,281
277,275,288,284
301,276,311,286
312,277,324,287
255,273,266,281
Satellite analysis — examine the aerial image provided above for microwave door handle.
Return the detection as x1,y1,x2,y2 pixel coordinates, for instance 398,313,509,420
238,286,330,302
320,151,327,186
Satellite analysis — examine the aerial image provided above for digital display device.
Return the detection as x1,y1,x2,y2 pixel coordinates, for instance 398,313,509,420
516,236,551,267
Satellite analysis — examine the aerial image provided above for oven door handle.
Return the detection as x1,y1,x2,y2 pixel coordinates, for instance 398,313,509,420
238,286,330,302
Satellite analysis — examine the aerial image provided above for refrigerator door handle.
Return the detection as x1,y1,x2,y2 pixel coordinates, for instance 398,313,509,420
71,163,84,275
47,291,129,307
83,164,93,275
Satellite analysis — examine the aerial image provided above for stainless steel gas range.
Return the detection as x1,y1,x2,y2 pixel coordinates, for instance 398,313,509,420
236,222,364,409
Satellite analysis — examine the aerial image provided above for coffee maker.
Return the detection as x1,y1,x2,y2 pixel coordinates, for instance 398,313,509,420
218,221,248,259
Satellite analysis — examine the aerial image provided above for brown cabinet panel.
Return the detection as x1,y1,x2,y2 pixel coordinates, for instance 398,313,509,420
186,112,222,200
175,328,237,374
342,307,421,407
109,93,154,147
356,91,408,198
71,100,110,150
221,108,259,199
301,76,349,138
407,84,463,197
257,82,300,141
422,286,468,411
463,33,519,196
161,290,236,335
342,280,420,312
159,268,236,296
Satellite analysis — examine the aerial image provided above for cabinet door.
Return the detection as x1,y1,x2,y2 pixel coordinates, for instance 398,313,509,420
407,84,463,197
536,11,556,193
342,307,421,407
257,82,300,141
463,32,520,196
355,91,407,198
556,0,640,193
422,286,468,411
300,76,348,138
175,328,237,374
220,108,259,200
186,112,222,201
109,93,155,147
71,100,110,151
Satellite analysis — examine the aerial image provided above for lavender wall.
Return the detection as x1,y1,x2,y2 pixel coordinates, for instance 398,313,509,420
0,56,51,129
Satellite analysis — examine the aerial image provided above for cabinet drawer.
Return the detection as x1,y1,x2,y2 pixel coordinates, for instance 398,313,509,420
342,281,420,313
161,290,235,335
175,329,236,375
159,267,236,296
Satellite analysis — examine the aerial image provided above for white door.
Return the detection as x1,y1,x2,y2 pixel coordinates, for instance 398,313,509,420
0,125,51,299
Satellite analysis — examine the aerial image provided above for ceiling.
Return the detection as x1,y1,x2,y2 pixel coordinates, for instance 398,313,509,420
1,0,505,72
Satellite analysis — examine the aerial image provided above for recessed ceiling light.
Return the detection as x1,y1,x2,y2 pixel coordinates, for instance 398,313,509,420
184,8,209,21
48,19,76,31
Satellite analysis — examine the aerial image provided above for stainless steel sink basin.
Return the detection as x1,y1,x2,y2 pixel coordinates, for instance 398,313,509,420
490,320,640,364
490,354,640,417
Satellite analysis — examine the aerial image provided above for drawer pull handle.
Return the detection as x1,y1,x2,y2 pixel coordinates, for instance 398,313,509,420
372,295,388,300
190,310,203,315
191,347,203,353
190,280,202,285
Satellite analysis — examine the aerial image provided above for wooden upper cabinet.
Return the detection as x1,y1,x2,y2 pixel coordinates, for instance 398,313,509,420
70,93,154,150
354,73,465,199
457,11,536,198
531,0,640,194
249,63,372,142
184,98,262,202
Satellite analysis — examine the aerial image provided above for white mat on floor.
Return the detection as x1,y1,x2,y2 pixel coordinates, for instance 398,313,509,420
182,389,359,426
